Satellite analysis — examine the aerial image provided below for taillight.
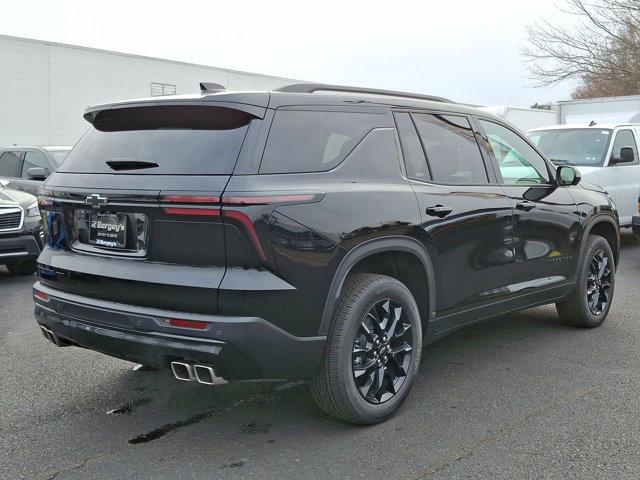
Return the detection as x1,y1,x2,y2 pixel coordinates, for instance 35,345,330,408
168,318,208,330
34,290,50,302
222,194,318,205
160,192,324,262
160,195,220,204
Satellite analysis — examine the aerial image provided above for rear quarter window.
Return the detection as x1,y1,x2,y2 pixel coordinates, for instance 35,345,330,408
259,110,388,174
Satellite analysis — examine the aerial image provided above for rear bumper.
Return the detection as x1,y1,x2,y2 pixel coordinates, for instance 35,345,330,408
33,282,325,380
0,234,41,264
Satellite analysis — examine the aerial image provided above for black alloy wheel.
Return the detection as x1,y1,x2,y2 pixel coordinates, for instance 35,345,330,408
311,273,422,424
586,249,612,315
352,299,413,404
556,234,615,328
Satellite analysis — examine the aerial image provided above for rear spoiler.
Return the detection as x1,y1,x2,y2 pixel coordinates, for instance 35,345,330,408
83,94,269,125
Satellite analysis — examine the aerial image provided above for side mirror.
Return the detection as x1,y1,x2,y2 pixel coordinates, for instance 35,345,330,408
556,165,581,186
26,167,47,180
610,146,635,164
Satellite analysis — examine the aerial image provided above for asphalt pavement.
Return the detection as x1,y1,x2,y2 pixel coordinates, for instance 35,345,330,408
2,234,640,480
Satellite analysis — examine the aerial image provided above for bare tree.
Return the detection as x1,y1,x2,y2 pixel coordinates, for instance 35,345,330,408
522,0,640,98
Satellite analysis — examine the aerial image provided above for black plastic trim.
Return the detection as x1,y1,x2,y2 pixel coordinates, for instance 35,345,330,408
318,236,436,335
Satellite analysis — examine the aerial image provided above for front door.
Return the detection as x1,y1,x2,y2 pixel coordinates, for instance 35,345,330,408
477,118,581,299
394,112,515,333
9,149,51,195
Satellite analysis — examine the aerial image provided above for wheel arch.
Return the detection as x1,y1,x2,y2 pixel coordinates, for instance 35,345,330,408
319,236,436,335
582,214,620,265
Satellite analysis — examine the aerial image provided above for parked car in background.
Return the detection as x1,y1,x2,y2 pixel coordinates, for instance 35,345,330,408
33,83,619,424
528,124,640,229
0,146,71,195
0,180,42,275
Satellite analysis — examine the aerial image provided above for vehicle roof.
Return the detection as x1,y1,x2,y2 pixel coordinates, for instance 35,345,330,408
83,88,504,124
529,123,640,132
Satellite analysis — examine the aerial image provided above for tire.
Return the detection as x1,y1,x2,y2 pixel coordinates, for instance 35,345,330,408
6,260,37,276
311,273,423,424
556,234,615,328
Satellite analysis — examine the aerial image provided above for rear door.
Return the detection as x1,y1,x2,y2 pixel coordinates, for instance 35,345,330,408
395,111,515,332
608,127,640,225
477,118,581,298
38,104,260,314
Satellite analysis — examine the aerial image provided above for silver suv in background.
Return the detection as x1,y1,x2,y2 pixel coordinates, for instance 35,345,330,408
0,146,71,195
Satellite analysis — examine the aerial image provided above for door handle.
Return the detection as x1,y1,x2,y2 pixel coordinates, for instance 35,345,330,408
425,205,453,218
516,200,535,211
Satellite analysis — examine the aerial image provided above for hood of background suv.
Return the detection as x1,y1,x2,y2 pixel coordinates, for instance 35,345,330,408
0,187,36,208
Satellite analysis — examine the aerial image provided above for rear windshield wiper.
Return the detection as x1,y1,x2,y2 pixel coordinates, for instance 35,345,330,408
106,160,159,171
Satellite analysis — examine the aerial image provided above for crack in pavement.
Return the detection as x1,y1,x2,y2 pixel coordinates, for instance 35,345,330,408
411,385,595,479
34,391,279,479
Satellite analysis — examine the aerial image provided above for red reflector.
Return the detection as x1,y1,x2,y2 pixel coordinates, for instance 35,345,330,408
161,195,220,204
168,318,208,330
222,194,316,205
34,291,49,301
162,207,221,216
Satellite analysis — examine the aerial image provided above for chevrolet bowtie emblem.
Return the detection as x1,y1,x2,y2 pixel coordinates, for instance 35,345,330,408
85,194,108,209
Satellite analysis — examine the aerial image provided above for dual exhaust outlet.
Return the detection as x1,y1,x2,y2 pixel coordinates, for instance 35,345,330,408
170,361,227,386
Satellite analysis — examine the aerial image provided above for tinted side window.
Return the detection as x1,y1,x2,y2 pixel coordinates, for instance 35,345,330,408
479,120,550,185
0,151,23,178
412,114,488,184
260,110,385,174
22,151,51,178
611,129,638,164
394,112,429,180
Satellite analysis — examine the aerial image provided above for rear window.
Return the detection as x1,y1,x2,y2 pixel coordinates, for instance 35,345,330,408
259,110,385,174
60,106,253,175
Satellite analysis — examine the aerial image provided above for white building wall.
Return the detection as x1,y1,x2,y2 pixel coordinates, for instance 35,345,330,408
0,35,301,146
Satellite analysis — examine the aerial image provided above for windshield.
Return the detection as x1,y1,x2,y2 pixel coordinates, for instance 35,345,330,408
527,128,612,167
47,149,71,167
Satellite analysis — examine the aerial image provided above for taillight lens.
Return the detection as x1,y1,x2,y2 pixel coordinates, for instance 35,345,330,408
34,290,50,301
168,318,208,330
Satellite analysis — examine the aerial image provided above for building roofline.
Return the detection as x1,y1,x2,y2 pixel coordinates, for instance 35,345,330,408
0,33,305,83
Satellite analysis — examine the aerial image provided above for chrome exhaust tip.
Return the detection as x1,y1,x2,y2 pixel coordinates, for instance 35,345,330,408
170,361,195,382
193,365,227,385
40,325,51,342
40,325,62,346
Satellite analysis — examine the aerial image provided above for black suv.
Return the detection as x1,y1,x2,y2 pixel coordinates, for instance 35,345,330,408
33,83,619,424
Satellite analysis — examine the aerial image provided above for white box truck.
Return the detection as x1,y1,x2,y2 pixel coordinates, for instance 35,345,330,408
556,95,640,125
480,105,557,131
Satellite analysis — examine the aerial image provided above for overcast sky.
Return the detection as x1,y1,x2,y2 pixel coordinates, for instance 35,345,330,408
3,0,576,107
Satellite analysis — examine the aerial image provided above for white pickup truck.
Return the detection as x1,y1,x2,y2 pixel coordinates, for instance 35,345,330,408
528,124,640,229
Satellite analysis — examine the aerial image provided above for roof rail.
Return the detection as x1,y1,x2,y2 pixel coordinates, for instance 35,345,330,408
200,82,227,93
275,83,453,104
